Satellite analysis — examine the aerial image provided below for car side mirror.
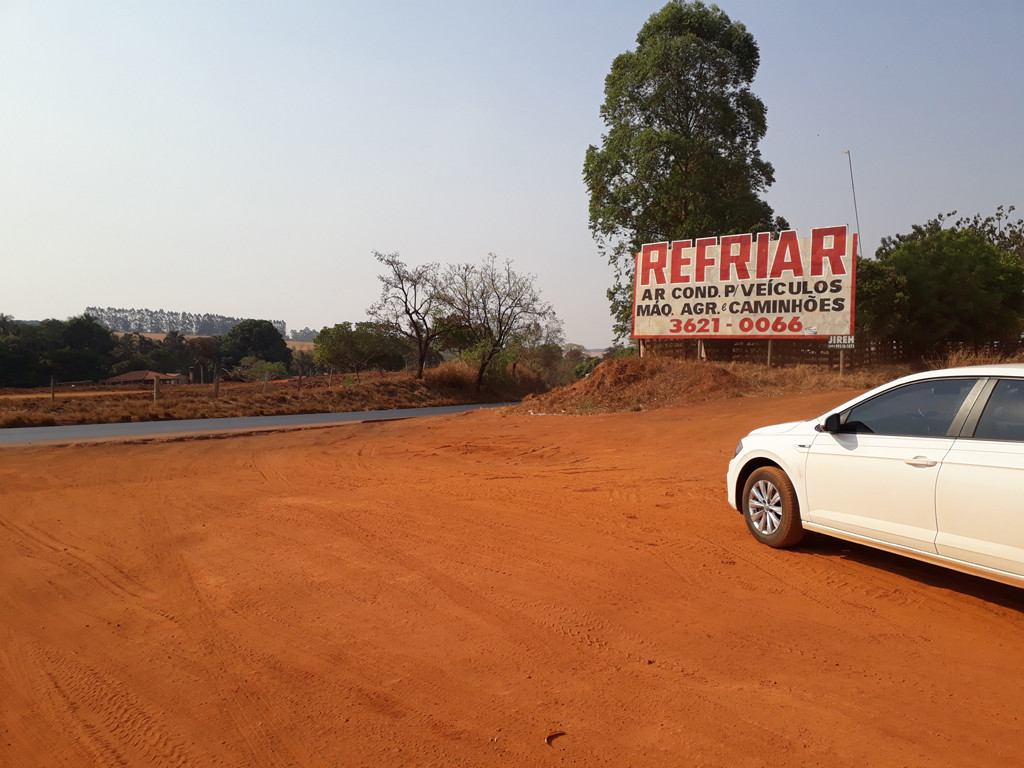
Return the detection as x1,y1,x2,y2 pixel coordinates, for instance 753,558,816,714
823,413,843,433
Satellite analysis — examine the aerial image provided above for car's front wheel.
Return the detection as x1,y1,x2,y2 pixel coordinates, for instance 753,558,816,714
742,466,804,548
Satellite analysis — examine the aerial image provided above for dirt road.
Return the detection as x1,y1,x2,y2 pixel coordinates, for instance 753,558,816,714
3,392,1024,767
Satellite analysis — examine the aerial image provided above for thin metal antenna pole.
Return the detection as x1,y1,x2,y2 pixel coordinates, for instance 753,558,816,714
844,150,863,258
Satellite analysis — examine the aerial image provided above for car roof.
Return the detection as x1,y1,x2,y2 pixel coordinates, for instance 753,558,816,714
904,364,1024,379
874,364,1024,393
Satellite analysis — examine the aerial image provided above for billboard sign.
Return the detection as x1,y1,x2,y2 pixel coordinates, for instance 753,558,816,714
631,226,856,339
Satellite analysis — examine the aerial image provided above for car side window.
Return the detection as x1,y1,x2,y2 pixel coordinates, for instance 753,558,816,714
973,379,1024,441
839,378,979,437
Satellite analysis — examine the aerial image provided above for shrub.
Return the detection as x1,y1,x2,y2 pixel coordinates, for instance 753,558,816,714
424,360,477,392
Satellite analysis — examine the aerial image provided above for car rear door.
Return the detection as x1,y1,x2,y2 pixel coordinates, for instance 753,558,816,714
804,378,981,553
935,378,1024,578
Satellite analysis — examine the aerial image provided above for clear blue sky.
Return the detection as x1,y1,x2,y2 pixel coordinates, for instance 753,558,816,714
2,1,1021,349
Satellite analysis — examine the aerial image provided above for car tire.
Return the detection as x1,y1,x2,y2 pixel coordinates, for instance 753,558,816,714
742,466,804,548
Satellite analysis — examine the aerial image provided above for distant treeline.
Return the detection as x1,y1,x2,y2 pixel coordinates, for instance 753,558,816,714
85,306,289,338
0,313,306,387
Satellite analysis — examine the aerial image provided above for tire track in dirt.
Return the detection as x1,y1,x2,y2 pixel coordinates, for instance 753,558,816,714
25,642,193,767
1,630,80,765
216,588,476,765
255,461,709,761
123,442,317,767
0,514,160,603
249,443,301,494
298,476,765,763
326,507,564,659
194,468,598,765
328,435,718,679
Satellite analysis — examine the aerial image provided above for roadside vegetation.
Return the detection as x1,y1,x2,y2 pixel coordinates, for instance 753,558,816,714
0,361,519,428
6,350,1011,429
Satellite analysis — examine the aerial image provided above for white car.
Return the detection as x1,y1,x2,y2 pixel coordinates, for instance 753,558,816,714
727,365,1024,588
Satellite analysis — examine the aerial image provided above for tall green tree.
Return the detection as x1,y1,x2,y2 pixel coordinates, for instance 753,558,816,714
0,330,36,387
109,332,159,377
290,349,317,377
314,322,407,379
220,319,292,369
154,330,191,374
584,0,786,338
0,314,115,385
853,259,909,344
42,315,115,383
186,335,220,384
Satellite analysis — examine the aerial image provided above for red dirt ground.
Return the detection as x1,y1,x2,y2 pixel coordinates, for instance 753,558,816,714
3,392,1024,767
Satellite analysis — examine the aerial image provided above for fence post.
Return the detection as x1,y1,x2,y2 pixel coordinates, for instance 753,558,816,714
51,376,56,403
263,373,268,394
213,373,220,399
153,376,159,402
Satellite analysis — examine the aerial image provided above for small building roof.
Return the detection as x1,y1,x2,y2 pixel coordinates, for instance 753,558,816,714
105,370,186,384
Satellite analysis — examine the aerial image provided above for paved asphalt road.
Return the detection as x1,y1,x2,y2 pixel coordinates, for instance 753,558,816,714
0,404,514,446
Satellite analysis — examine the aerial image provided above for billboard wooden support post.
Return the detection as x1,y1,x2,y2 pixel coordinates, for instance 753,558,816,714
767,340,773,368
840,349,845,376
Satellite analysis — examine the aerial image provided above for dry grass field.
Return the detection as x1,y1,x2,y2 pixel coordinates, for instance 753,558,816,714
0,363,503,429
9,344,1011,431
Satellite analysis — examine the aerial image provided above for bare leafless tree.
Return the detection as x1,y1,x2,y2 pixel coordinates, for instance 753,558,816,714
440,254,562,391
367,251,446,378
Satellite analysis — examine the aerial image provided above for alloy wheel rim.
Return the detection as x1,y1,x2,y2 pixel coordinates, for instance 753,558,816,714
749,479,782,534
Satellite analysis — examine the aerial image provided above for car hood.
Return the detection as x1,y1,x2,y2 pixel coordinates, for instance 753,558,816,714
745,419,814,437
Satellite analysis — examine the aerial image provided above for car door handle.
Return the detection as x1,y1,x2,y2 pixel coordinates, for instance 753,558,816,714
905,456,938,468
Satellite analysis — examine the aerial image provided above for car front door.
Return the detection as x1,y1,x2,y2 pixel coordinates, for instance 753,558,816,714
804,378,982,553
936,378,1024,578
